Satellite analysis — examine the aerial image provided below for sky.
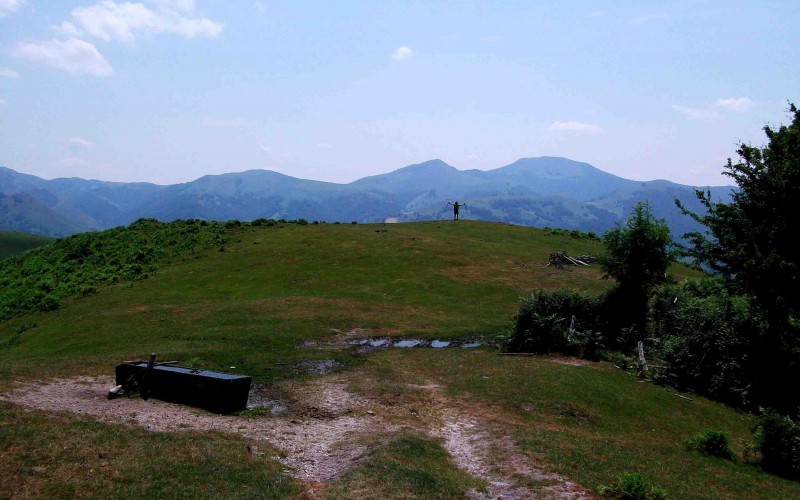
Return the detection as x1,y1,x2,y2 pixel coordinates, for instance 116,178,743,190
0,1,797,187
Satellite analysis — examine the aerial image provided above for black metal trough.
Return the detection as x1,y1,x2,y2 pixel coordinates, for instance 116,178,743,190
114,359,251,414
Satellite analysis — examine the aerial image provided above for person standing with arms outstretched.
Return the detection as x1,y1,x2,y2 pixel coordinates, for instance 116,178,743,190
447,201,465,220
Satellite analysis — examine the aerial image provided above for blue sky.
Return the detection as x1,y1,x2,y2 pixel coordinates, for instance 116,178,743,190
0,1,797,186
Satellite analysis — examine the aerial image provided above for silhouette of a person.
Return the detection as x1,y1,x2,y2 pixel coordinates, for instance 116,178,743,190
447,201,465,220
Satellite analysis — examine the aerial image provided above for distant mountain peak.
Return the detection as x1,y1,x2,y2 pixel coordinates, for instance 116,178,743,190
401,159,454,171
1,159,731,239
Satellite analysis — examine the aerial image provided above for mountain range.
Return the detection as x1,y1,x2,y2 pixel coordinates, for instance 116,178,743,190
0,157,733,239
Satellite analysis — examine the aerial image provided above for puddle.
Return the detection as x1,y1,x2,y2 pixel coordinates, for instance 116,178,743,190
301,337,483,350
394,340,423,348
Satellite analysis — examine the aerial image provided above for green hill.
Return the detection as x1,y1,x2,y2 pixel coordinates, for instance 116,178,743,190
1,220,796,498
0,230,53,260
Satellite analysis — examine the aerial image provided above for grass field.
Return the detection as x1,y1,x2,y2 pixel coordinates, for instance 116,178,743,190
0,231,53,260
2,220,796,498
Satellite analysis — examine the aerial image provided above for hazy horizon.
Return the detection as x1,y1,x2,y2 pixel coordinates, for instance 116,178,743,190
1,1,796,187
3,155,738,188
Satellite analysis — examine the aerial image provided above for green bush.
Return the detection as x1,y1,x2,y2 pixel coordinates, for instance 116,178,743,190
542,227,600,240
754,408,800,479
565,328,605,360
597,472,667,499
251,218,277,227
650,278,762,409
506,288,604,356
685,430,735,460
0,219,224,321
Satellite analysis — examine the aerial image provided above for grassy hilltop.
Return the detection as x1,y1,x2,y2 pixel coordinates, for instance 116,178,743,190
1,220,797,498
0,219,613,380
0,231,53,260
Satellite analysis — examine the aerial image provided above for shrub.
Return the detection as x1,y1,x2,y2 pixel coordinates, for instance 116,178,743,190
685,430,735,460
251,218,277,227
32,293,59,312
0,219,222,321
507,311,566,354
565,328,605,360
597,472,667,499
650,278,761,409
506,288,604,356
754,408,800,479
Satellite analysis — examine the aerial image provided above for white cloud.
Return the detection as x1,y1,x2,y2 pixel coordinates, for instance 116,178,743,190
255,1,264,13
672,104,720,121
0,67,19,78
0,98,6,106
69,136,95,150
465,154,481,161
12,38,113,76
392,46,412,61
66,0,222,43
317,142,332,148
149,0,195,12
673,98,752,122
481,35,504,42
52,21,84,37
259,144,271,153
587,11,604,17
0,0,24,17
547,121,603,133
715,97,752,113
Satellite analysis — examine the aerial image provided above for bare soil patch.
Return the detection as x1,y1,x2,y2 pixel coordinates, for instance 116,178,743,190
2,373,591,498
1,375,386,485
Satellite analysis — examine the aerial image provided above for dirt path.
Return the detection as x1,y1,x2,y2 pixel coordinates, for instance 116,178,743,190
411,383,590,499
2,375,591,499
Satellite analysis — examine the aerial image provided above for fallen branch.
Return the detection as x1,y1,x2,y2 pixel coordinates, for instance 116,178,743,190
546,251,595,268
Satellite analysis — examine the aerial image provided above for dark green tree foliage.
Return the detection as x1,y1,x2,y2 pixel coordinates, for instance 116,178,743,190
677,103,800,411
599,201,675,335
506,288,605,358
754,408,800,479
651,278,760,408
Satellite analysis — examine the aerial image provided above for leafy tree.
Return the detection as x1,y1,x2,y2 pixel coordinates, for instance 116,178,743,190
599,201,675,336
677,102,800,411
651,277,759,408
